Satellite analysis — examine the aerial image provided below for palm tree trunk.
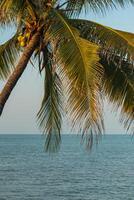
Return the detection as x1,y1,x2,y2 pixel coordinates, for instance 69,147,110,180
0,31,41,115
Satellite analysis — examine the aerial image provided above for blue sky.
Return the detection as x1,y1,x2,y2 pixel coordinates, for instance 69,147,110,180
0,5,134,134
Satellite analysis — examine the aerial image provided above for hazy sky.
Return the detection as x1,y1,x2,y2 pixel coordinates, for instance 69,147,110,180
0,5,134,134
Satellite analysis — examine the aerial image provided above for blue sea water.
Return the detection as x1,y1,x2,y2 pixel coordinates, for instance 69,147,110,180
0,134,134,200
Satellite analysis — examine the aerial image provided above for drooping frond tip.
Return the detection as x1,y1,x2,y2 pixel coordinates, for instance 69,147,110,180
0,33,20,79
37,48,63,152
101,56,134,133
46,10,104,149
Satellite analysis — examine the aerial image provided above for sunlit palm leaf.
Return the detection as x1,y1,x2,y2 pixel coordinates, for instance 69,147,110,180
0,33,20,79
116,29,134,46
47,10,104,148
0,0,31,13
63,0,134,17
37,55,63,152
0,0,37,25
71,19,134,64
0,0,23,19
71,19,134,132
0,8,13,24
101,55,134,133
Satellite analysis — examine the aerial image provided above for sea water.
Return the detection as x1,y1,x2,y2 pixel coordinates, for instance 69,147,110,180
0,134,134,200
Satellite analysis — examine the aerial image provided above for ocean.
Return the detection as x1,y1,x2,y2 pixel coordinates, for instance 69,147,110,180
0,134,134,200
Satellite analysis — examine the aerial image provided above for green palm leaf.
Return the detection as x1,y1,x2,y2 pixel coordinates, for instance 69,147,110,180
71,18,134,133
0,33,20,79
0,0,23,23
0,0,31,13
63,0,134,16
47,10,104,148
0,0,37,25
37,54,63,152
101,55,134,133
70,19,134,64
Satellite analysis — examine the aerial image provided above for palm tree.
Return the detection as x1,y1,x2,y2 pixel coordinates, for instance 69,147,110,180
0,0,133,152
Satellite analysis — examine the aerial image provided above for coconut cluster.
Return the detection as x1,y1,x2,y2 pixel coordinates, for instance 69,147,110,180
17,21,38,47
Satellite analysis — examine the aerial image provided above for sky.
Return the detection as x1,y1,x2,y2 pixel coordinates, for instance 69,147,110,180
0,5,134,134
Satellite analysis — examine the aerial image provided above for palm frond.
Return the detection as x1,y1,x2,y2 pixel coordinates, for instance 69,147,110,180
116,29,134,46
0,0,38,25
0,6,22,26
71,19,134,64
71,19,134,133
0,8,13,24
0,0,23,21
101,55,134,133
0,0,29,13
61,0,134,17
0,33,20,79
47,10,104,148
37,51,63,152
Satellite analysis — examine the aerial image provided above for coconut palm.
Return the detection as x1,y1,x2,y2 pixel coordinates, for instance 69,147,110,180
0,0,134,151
